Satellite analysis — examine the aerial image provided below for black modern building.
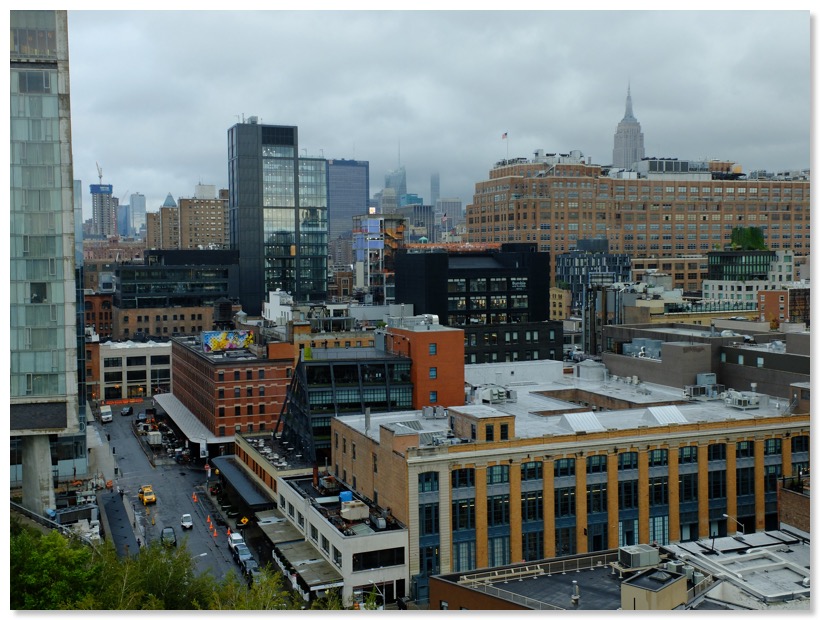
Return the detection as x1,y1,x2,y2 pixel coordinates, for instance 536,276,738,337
395,243,563,363
228,119,328,315
555,239,631,312
707,250,777,281
276,348,413,464
114,249,239,309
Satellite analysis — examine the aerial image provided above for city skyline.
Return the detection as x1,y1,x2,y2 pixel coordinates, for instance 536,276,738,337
66,10,811,219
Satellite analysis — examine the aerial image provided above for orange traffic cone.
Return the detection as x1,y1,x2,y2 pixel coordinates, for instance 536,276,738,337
227,527,231,536
213,529,217,538
209,521,213,531
192,492,196,500
193,494,198,503
207,514,211,523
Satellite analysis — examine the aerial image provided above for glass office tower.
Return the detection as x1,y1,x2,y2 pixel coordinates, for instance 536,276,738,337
228,119,328,315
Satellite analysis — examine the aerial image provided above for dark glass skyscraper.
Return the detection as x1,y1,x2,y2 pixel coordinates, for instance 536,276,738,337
327,158,369,241
228,119,328,314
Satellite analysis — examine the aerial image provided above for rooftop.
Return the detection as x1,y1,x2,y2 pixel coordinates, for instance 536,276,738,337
336,360,804,448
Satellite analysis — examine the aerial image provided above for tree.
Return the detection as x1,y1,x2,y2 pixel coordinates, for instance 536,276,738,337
730,226,767,251
10,517,100,610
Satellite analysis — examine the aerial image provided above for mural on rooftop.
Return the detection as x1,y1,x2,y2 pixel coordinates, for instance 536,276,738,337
202,330,254,353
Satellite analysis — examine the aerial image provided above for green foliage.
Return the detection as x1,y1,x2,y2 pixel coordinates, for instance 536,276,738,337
10,518,301,610
730,226,767,250
310,587,344,610
207,567,300,610
10,517,100,610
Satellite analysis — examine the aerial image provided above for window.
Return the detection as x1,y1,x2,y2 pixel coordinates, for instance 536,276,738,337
352,443,356,460
708,470,727,499
649,477,669,506
488,535,510,567
618,452,638,470
419,471,439,493
586,455,607,474
429,391,438,403
500,424,509,440
523,531,544,562
487,465,509,485
521,461,543,481
521,491,543,521
372,454,378,473
487,495,510,526
618,480,638,510
452,499,476,530
648,449,668,467
708,443,727,461
679,473,698,502
429,367,437,379
736,467,755,496
736,440,754,458
452,541,476,572
485,425,494,441
555,488,576,517
554,458,575,477
451,468,475,488
679,446,698,464
343,438,346,454
587,483,607,513
429,343,437,355
419,504,440,536
310,524,318,542
764,438,782,455
792,435,809,453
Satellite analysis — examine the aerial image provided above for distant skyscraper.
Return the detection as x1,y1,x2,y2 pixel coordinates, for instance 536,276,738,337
385,166,407,197
327,159,369,241
130,192,146,235
430,171,440,206
11,10,83,513
228,118,328,314
117,201,131,236
91,183,116,236
612,85,645,169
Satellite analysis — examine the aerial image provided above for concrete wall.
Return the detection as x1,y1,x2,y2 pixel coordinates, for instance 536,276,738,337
602,342,712,389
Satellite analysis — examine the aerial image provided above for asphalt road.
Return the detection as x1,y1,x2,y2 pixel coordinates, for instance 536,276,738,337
101,402,243,584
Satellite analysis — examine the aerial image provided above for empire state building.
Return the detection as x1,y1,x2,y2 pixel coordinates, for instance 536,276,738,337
612,85,645,169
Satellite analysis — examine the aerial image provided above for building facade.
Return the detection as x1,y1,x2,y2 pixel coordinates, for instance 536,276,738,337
90,183,117,237
229,119,328,314
10,10,86,509
331,365,809,603
327,158,369,242
177,185,230,249
171,334,293,438
394,244,562,363
465,154,810,287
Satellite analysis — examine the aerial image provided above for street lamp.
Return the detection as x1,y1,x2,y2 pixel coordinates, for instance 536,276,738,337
723,513,745,535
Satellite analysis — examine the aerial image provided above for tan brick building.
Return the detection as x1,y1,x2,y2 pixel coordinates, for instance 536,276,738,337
466,153,809,287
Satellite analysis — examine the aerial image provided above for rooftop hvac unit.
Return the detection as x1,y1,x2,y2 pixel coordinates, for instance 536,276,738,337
696,373,717,386
341,500,369,521
370,514,387,530
692,572,705,586
619,544,660,569
683,566,695,581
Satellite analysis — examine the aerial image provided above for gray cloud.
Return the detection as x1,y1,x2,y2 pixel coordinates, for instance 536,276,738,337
66,9,811,218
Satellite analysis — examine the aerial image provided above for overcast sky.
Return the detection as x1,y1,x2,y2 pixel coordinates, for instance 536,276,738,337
65,9,812,219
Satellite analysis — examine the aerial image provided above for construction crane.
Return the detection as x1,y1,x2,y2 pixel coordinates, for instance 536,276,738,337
96,162,103,185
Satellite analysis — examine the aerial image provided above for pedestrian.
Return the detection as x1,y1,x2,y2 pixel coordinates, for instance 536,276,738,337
137,538,142,547
119,487,124,498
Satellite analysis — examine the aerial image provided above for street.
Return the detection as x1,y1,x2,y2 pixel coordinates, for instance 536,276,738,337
98,401,242,583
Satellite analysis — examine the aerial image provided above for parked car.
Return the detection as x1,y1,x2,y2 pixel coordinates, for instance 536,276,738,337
121,406,133,416
160,526,177,547
241,558,262,585
138,484,156,505
232,542,252,564
180,514,193,530
136,411,148,423
227,532,245,552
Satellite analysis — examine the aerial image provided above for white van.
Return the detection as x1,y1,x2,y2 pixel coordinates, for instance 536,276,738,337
100,405,113,423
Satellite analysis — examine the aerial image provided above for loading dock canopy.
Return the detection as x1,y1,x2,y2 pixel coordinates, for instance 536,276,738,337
256,509,343,593
210,455,275,511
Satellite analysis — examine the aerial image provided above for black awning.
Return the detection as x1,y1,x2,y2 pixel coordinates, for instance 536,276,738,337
211,455,275,511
